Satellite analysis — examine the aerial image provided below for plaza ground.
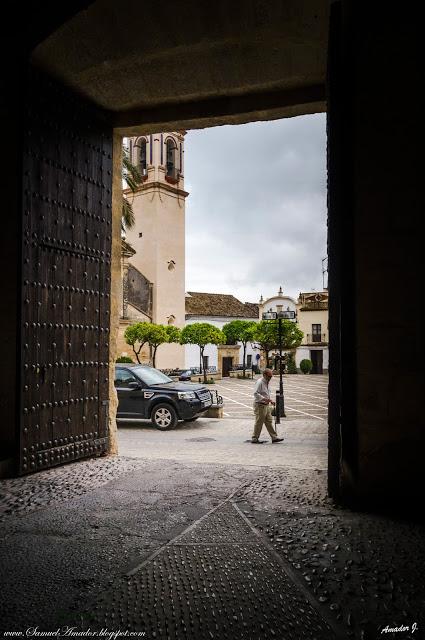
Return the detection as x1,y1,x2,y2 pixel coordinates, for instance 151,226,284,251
211,374,328,421
117,374,328,468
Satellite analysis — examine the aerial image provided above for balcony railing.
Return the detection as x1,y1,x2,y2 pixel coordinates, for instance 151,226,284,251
299,301,328,310
165,165,179,182
306,333,327,344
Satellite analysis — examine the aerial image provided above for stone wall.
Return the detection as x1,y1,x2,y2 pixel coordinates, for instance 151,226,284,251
127,265,152,317
328,3,423,508
108,133,123,456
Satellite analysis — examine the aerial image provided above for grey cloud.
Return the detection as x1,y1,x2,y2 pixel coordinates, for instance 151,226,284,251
185,114,327,301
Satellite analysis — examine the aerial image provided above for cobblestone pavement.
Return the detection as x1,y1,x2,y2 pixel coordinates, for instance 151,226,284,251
118,416,328,469
0,456,144,521
0,458,257,633
73,467,425,640
210,375,328,421
1,454,424,640
77,498,337,640
235,470,425,640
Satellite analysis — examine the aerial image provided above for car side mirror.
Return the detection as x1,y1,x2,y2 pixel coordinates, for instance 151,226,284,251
128,381,141,390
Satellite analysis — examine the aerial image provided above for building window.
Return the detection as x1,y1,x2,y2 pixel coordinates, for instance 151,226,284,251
167,260,176,271
312,324,322,342
134,138,147,176
166,138,178,181
247,354,252,367
203,355,209,369
140,139,147,174
167,315,175,325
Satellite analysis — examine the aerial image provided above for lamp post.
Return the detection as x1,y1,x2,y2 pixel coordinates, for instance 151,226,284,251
277,315,286,418
262,309,296,420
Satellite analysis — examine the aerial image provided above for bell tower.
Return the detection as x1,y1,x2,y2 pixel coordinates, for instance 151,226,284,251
124,132,189,368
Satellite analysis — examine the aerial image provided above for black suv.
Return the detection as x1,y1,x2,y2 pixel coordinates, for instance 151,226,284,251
115,364,213,430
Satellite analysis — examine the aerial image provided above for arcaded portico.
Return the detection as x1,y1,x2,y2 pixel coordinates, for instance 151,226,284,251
0,1,422,514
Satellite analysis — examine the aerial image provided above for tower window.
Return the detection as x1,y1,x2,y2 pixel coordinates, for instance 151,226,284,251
134,137,147,176
168,260,176,271
166,139,178,181
140,139,147,175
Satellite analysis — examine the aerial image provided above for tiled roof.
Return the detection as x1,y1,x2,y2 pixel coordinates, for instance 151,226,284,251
244,302,260,317
186,292,259,318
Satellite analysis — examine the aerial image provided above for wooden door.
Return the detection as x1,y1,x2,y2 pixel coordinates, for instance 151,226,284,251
222,357,233,377
310,350,323,375
19,69,112,474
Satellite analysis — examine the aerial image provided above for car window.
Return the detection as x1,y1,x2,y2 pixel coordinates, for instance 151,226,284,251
114,368,139,388
132,366,173,385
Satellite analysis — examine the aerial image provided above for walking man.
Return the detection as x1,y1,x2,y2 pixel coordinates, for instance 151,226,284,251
252,368,284,444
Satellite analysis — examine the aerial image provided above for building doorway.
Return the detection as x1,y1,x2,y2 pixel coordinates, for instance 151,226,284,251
222,357,233,377
310,350,323,375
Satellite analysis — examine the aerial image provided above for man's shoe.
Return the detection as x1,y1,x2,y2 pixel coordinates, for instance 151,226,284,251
251,439,263,444
272,437,284,443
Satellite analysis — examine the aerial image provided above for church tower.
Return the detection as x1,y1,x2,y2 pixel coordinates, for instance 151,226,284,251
124,132,189,368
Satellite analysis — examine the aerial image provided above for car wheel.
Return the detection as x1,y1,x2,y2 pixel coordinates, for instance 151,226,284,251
151,403,178,430
183,417,199,422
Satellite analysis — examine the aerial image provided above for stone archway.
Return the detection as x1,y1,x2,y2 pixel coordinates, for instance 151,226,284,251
1,1,423,513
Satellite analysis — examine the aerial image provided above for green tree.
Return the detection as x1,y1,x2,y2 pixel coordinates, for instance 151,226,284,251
252,320,278,367
122,144,144,232
285,353,298,374
124,322,151,364
144,324,169,368
180,323,224,383
253,319,303,367
164,325,181,345
222,320,257,378
124,323,182,367
279,320,304,350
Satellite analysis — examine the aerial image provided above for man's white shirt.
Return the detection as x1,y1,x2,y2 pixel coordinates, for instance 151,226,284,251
253,377,271,404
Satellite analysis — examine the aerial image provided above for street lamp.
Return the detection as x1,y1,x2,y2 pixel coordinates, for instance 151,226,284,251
262,308,296,421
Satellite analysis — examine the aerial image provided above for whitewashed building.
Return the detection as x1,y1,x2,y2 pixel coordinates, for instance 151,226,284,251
185,292,260,376
295,291,329,373
259,287,329,374
184,287,329,375
258,287,298,368
259,286,298,322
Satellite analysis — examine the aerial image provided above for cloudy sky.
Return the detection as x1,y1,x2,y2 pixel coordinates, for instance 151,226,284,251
184,114,327,304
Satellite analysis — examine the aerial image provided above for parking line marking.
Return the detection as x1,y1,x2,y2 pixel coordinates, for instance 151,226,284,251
217,393,253,410
282,398,327,410
216,382,327,406
222,380,328,398
283,407,325,420
214,385,325,420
